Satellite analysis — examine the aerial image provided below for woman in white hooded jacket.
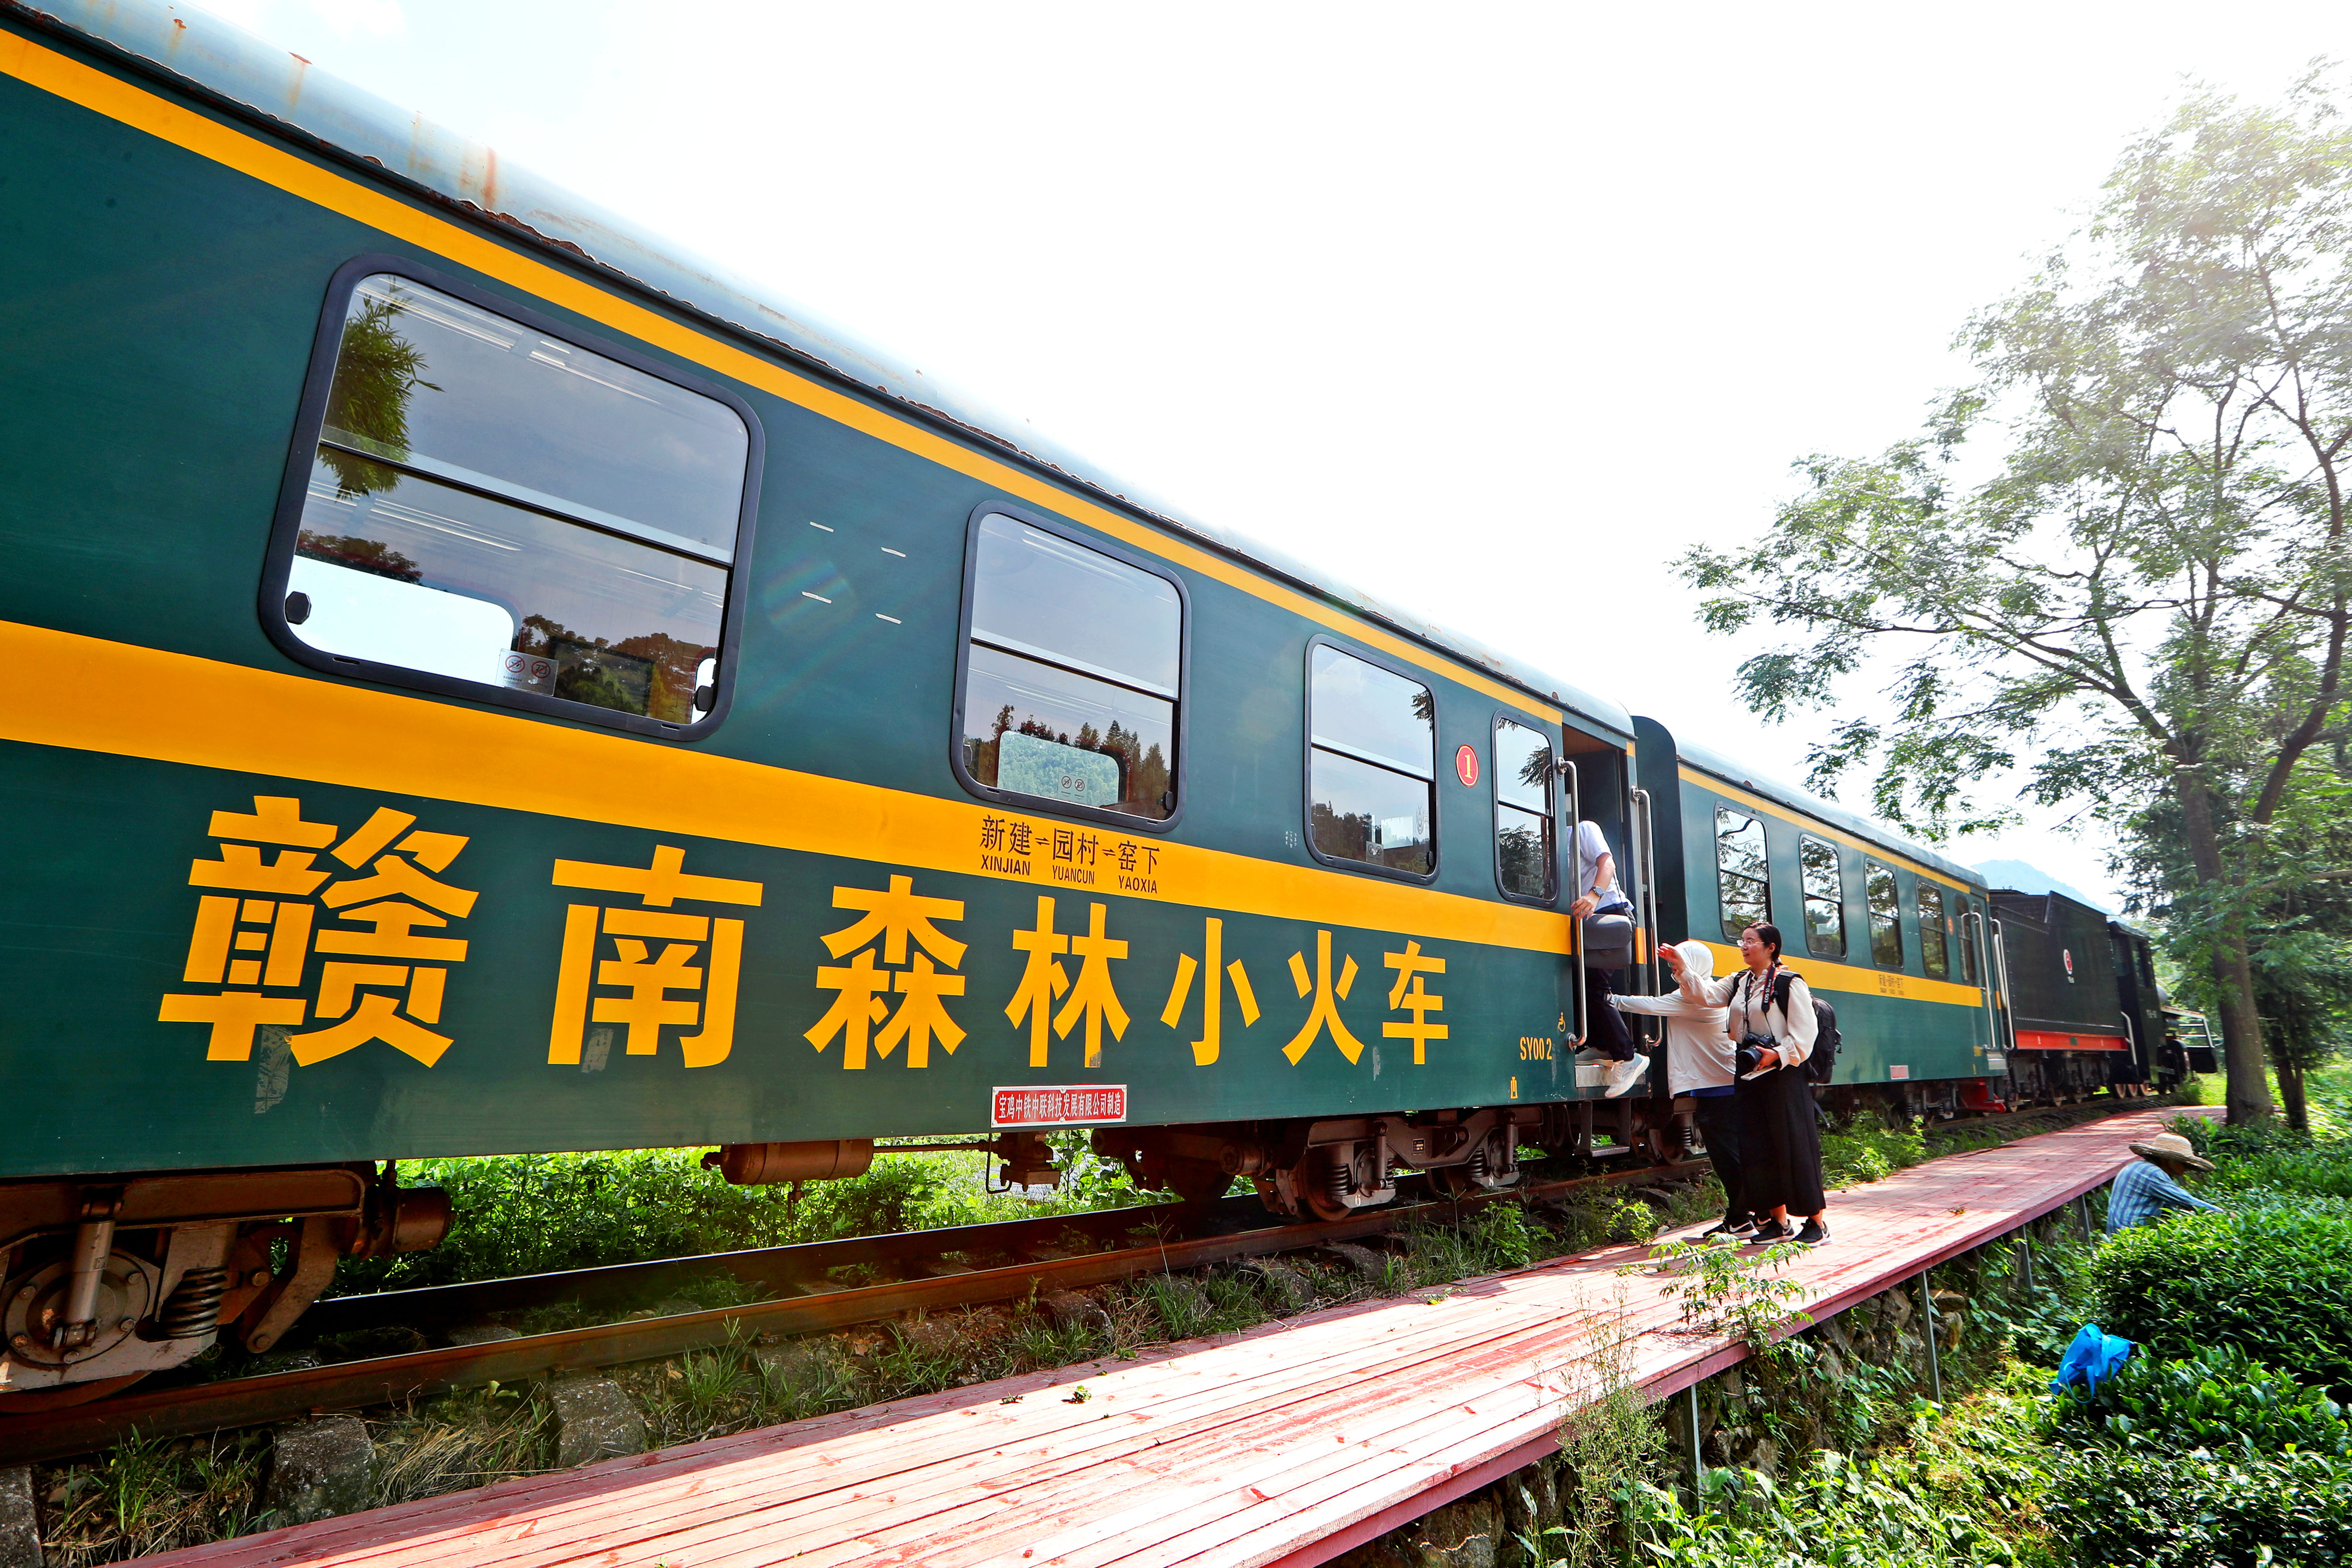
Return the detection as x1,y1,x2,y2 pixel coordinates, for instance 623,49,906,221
1661,922,1829,1246
1609,940,1752,1237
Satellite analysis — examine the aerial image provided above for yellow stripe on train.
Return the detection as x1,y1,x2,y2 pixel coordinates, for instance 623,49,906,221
0,619,1575,955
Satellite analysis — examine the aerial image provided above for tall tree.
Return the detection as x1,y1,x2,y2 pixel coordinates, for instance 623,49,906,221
1680,69,2352,1124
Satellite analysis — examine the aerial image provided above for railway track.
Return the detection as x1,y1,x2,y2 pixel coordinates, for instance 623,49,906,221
0,1089,2177,1467
1921,1090,2180,1148
0,1155,1706,1467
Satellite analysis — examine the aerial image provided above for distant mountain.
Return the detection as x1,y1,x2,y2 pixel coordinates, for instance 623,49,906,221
1972,859,2109,912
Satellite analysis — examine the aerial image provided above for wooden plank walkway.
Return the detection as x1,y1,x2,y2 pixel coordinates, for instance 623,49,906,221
147,1103,2206,1568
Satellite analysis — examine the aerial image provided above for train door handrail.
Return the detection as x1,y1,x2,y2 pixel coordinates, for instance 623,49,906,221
1630,786,1663,1045
1562,758,1586,1050
1989,917,2015,1052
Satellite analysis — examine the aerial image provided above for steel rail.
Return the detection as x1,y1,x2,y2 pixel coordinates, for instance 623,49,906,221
0,1160,1703,1467
300,1189,1278,1338
306,1087,2160,1338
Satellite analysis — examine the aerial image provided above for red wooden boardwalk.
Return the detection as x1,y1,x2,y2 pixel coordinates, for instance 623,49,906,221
149,1104,2204,1568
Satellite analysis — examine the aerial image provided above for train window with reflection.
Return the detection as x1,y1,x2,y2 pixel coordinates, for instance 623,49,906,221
1866,861,1904,967
1798,835,1845,957
279,273,752,730
1715,807,1769,940
959,513,1181,821
1918,882,1950,977
1309,646,1434,876
1492,717,1554,901
1957,896,1981,984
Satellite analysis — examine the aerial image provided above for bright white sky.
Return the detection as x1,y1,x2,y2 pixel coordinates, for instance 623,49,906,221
199,0,2352,909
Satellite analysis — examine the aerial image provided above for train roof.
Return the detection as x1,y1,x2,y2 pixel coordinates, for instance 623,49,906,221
1638,718,1988,888
28,0,1635,748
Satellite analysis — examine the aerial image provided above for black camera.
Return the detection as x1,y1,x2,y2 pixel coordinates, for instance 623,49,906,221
1736,1032,1775,1078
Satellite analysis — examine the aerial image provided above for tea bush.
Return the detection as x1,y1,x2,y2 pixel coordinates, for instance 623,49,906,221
2043,1343,2352,1460
2040,1448,2352,1568
1616,1449,2024,1568
2189,1120,2352,1201
2093,1196,2352,1393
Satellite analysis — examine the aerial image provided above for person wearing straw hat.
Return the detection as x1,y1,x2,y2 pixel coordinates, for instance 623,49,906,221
2106,1131,2219,1233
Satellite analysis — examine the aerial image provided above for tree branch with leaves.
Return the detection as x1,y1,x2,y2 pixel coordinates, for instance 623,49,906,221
1680,68,2352,1124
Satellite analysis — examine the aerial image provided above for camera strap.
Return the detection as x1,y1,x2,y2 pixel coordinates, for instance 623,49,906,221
1737,962,1781,1038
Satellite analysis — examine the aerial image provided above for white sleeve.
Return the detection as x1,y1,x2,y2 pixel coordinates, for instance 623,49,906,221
1681,968,1739,1007
1776,977,1818,1066
1574,821,1608,890
1608,993,1682,1016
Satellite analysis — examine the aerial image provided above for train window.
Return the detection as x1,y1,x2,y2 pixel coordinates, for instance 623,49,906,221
1957,896,1981,984
1798,835,1845,957
1309,646,1435,876
1866,861,1904,967
1918,882,1950,977
960,513,1181,821
1715,807,1769,940
1493,717,1554,901
278,272,753,731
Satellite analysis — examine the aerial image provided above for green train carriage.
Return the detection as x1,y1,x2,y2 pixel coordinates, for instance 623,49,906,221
0,0,1664,1401
1634,720,2006,1118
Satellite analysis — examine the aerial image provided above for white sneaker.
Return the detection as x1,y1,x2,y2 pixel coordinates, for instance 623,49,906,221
1602,1057,1645,1098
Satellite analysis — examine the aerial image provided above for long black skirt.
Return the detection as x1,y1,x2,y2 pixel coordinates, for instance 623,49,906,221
1690,1091,1749,1223
1734,1064,1825,1218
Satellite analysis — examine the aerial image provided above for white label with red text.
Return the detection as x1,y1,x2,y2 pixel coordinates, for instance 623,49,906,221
991,1084,1128,1127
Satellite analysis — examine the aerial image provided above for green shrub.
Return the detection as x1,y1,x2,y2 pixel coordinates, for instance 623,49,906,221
2190,1120,2352,1200
2043,1343,2352,1460
336,1148,1038,1292
1622,1451,2018,1568
2094,1197,2352,1393
1819,1118,1927,1188
2041,1448,2352,1568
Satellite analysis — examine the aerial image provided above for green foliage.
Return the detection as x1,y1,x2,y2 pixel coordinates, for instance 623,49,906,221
320,294,437,496
334,1146,1130,1293
2187,1118,2352,1200
1624,1451,2021,1568
2041,1448,2352,1568
1820,1117,1927,1187
2094,1195,2352,1392
1967,1228,2103,1368
1636,1237,1808,1362
1549,1312,1672,1568
2045,1342,2352,1459
39,1431,274,1565
1677,67,2352,1122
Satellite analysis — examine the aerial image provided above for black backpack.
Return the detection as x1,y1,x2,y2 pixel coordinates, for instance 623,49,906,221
1739,968,1841,1085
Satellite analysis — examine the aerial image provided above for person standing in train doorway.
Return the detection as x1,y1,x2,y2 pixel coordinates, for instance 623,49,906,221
1610,940,1750,1236
1571,819,1645,1096
1664,922,1829,1246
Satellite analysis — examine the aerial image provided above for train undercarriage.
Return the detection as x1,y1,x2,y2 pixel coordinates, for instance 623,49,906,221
2,1048,2144,1406
0,1163,448,1411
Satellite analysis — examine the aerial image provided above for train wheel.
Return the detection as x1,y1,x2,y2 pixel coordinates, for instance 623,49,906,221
1641,1123,1687,1167
0,1373,144,1414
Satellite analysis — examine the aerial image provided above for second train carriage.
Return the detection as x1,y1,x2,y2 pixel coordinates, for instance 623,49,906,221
0,0,2160,1404
1635,720,2005,1118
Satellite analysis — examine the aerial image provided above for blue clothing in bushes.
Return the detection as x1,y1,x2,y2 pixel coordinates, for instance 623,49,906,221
2051,1323,2135,1396
2107,1158,2218,1233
